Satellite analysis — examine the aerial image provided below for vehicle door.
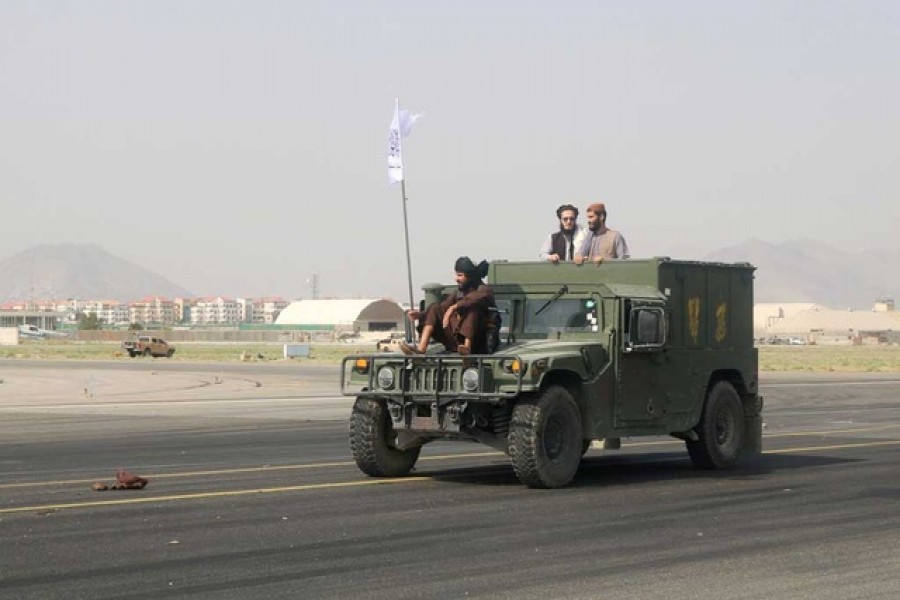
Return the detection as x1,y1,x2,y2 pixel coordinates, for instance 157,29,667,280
615,299,669,426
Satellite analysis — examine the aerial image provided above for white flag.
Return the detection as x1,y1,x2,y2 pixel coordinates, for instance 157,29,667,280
388,99,422,184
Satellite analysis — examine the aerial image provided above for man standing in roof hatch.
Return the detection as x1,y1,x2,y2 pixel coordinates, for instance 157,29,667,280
539,203,586,262
575,202,629,265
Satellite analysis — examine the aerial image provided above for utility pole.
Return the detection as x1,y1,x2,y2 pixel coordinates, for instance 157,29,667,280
308,273,320,300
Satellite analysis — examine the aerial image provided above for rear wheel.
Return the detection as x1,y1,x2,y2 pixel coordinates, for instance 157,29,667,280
687,381,745,469
349,397,420,477
508,386,583,488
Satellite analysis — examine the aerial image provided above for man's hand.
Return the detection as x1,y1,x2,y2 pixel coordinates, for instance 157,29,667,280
406,309,421,322
574,255,585,265
442,304,457,329
592,256,604,265
547,253,560,263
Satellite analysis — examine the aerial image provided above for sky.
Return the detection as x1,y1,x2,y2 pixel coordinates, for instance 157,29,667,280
2,1,898,302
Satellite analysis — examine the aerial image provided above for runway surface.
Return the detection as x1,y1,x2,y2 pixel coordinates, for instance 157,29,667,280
1,360,899,599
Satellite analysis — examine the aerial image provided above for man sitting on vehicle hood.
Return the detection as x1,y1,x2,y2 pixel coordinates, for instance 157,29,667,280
400,256,496,356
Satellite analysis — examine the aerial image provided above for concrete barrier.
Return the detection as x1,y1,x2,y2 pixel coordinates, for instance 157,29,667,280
283,343,311,358
0,327,19,346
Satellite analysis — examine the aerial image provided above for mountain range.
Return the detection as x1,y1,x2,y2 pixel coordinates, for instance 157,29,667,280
704,239,898,309
0,241,896,308
0,244,192,303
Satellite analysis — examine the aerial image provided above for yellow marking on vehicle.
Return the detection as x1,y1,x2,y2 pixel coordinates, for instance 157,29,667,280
715,302,728,343
688,297,701,343
0,477,430,514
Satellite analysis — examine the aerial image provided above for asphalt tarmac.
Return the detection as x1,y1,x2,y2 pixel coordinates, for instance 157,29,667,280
1,360,899,599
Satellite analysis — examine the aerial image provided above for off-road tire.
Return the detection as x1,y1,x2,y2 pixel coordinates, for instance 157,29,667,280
349,397,420,477
166,348,175,358
687,381,745,469
508,386,583,488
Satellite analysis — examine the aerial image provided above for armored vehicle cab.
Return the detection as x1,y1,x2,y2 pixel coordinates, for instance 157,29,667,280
341,258,761,488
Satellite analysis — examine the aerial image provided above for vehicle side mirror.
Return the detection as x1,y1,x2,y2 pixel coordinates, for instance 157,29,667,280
626,307,666,351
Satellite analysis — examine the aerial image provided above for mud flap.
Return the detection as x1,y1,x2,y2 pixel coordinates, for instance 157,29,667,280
741,414,762,459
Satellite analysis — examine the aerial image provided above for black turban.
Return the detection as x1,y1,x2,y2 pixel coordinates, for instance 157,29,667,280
556,204,578,219
454,256,489,280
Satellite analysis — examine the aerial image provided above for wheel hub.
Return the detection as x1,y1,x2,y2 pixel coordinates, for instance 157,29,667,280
543,416,565,459
714,408,734,446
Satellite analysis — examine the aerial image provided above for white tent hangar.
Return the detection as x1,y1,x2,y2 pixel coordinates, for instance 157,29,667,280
274,299,404,331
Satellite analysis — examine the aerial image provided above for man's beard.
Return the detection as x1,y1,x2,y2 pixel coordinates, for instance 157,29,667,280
558,225,575,236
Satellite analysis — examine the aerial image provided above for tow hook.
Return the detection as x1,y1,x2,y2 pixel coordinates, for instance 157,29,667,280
446,402,464,425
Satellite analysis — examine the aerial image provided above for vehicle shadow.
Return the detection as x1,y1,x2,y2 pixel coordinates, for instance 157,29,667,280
422,451,861,488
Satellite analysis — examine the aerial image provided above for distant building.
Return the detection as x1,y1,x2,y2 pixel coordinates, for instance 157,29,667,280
0,310,65,330
873,298,895,312
756,302,898,345
82,300,130,325
130,296,176,326
190,296,242,326
250,297,289,324
275,299,404,332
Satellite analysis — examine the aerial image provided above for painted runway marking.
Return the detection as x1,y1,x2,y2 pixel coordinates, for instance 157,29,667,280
0,396,348,410
0,477,430,514
3,423,899,489
762,379,900,388
3,438,900,515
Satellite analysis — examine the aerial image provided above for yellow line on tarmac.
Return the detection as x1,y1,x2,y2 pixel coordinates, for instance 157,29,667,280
0,452,503,489
0,476,430,514
2,425,898,490
766,439,900,453
3,439,900,515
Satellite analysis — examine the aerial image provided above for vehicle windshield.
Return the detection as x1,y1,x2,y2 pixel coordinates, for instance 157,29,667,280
523,298,597,335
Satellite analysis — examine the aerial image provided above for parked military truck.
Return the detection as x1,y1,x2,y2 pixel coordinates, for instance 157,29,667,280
340,258,761,488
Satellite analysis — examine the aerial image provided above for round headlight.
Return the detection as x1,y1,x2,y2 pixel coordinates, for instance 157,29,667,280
462,367,479,392
377,366,395,390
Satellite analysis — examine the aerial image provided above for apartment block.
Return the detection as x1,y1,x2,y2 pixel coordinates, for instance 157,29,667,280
130,296,176,326
190,296,242,325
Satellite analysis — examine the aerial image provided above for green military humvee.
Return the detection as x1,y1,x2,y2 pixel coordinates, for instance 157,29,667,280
340,258,762,488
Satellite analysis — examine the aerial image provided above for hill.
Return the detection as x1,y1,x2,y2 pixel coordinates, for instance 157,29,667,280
704,239,898,309
0,244,192,303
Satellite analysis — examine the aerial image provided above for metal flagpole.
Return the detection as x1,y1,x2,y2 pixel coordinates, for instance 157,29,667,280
400,178,415,313
396,99,416,316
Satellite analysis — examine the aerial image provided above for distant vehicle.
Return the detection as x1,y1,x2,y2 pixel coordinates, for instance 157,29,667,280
376,337,404,352
17,324,67,339
122,336,175,358
789,338,807,345
375,331,406,351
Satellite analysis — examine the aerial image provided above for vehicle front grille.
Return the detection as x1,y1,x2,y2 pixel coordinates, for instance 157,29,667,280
405,365,461,394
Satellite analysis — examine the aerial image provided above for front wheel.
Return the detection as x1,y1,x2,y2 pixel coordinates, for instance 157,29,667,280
349,397,420,477
687,381,745,469
508,386,583,488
